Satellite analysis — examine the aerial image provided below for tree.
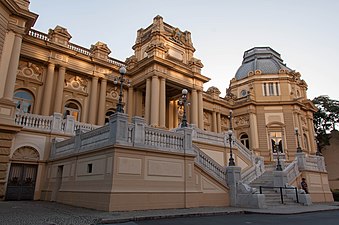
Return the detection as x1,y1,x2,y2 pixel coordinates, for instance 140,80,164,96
312,95,339,150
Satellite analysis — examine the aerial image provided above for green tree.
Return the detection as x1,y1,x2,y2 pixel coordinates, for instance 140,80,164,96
312,95,339,150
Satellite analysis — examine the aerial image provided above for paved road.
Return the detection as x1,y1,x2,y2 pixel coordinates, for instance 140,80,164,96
111,210,339,225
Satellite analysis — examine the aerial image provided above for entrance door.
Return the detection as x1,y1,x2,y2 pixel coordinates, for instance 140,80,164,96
5,163,38,200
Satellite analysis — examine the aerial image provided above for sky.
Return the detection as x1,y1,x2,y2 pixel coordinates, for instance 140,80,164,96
29,0,339,100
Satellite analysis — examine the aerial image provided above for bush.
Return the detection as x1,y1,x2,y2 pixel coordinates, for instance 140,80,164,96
332,189,339,201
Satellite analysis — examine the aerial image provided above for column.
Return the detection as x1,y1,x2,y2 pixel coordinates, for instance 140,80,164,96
145,78,151,124
53,66,66,113
150,75,159,126
191,89,198,126
198,91,204,129
217,112,221,133
0,31,15,98
3,34,23,100
97,78,107,125
135,90,143,117
249,113,259,150
174,100,179,127
41,63,55,115
88,76,98,124
127,86,134,121
159,77,166,128
212,111,217,132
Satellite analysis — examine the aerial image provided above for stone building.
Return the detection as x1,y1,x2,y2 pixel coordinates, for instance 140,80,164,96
0,0,333,211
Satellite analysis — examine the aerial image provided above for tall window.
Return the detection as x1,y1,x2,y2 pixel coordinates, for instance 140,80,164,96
64,101,81,121
240,133,250,149
263,82,280,96
269,83,274,96
263,83,267,96
303,134,309,151
14,90,34,113
105,109,115,124
270,131,284,153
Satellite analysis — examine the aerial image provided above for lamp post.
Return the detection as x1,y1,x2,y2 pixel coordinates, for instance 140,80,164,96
227,129,235,166
275,143,283,171
114,66,128,113
294,127,302,153
178,89,189,128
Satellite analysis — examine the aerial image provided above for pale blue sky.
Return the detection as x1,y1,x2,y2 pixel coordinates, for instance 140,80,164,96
29,0,339,100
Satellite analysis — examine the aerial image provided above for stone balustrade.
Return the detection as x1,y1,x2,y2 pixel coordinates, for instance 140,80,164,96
15,112,99,135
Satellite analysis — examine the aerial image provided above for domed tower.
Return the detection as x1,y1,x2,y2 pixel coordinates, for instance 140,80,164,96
228,47,317,162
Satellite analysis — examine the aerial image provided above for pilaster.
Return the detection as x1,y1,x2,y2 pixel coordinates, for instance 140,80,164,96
159,77,166,128
88,76,98,124
191,89,198,126
97,79,107,125
41,63,55,115
53,66,66,113
198,91,204,129
145,78,151,124
150,75,159,127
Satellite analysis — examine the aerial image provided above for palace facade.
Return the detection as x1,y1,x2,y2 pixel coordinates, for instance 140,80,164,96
0,0,333,211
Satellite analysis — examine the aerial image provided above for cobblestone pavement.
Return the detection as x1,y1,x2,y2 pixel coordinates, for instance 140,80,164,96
0,201,339,225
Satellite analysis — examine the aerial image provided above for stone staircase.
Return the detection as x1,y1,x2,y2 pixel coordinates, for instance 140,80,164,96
249,170,300,206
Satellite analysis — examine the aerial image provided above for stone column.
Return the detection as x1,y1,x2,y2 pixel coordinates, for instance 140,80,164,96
150,75,159,127
41,63,55,115
212,111,217,132
198,90,204,129
53,66,66,113
249,113,259,150
0,31,15,98
191,89,198,126
145,78,151,124
97,79,107,125
127,86,134,121
2,34,23,100
174,100,179,127
159,77,166,128
88,76,98,124
217,112,221,133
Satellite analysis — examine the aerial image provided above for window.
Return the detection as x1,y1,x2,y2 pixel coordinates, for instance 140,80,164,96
64,101,81,121
240,133,250,149
105,109,115,124
263,83,267,96
14,90,34,113
275,82,280,96
270,132,284,153
263,82,280,96
303,134,309,151
87,164,93,173
269,83,274,96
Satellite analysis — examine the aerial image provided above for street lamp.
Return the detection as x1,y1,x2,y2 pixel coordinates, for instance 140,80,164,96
227,129,235,166
178,89,189,127
113,66,128,113
275,142,283,171
294,127,302,153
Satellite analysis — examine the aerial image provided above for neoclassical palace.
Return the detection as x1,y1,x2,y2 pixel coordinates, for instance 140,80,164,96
0,0,333,211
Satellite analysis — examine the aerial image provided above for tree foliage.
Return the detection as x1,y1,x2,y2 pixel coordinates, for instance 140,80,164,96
312,95,339,150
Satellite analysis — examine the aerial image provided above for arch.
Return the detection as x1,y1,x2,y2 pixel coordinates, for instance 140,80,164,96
239,133,250,149
105,108,116,124
14,89,35,113
64,100,82,121
12,146,40,161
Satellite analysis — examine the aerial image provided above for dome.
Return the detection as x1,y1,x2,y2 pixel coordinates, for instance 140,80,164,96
235,47,292,80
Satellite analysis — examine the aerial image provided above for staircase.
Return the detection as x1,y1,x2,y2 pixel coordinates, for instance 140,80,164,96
249,170,300,206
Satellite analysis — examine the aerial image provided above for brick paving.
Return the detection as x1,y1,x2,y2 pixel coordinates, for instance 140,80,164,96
0,201,338,225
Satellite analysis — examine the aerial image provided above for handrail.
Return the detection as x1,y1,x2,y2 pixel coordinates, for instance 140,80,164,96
259,186,299,204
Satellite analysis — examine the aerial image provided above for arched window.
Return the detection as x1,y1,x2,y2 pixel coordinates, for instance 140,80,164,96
105,109,115,124
270,131,284,153
14,90,34,113
240,133,250,149
64,101,81,121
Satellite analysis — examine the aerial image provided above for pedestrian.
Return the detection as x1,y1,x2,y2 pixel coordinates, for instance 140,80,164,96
301,178,309,194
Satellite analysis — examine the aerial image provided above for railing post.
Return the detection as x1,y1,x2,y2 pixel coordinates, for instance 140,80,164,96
74,129,81,152
51,112,63,133
295,152,306,170
295,187,299,203
109,112,129,145
132,116,145,146
176,127,193,154
226,166,241,206
65,115,75,134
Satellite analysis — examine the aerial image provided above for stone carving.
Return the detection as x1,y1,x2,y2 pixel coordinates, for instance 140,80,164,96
170,27,192,46
17,61,42,81
125,55,138,70
234,115,249,127
65,75,88,92
206,86,221,96
106,87,119,99
12,146,40,161
188,57,204,69
237,181,257,194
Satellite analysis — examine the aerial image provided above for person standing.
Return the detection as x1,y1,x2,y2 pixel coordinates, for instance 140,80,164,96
301,178,309,194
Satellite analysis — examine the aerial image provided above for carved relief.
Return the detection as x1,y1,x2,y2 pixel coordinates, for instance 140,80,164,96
12,146,40,161
17,61,43,81
170,27,192,46
64,74,88,92
300,116,307,127
106,86,119,100
234,114,250,128
206,86,221,96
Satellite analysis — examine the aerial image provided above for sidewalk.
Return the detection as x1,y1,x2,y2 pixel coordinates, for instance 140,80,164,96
0,201,338,225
